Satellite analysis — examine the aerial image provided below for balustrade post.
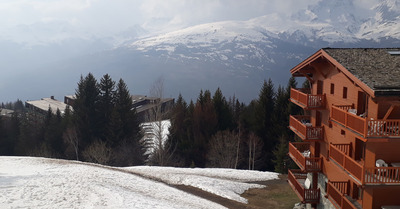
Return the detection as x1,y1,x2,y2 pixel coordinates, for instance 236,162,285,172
361,166,365,184
342,151,346,170
306,93,309,107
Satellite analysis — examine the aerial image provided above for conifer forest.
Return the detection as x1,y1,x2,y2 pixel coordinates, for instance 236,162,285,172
0,73,305,172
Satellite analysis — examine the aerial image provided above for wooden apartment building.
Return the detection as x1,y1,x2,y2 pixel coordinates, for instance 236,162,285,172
287,48,400,209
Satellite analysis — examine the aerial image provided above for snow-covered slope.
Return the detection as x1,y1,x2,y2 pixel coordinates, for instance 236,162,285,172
129,0,400,54
123,0,400,77
99,0,399,103
0,157,278,209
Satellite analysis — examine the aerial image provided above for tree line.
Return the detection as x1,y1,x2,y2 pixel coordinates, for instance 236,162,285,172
165,77,303,172
0,73,305,172
0,73,146,166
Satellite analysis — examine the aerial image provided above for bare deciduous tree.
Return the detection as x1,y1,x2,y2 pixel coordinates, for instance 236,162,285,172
247,132,263,170
207,130,239,168
63,127,79,161
146,77,175,166
82,140,112,165
234,122,242,169
144,120,174,166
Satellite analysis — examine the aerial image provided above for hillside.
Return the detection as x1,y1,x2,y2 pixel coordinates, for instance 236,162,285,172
0,156,280,209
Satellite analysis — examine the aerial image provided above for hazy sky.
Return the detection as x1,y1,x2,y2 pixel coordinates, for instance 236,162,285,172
0,1,343,39
0,0,381,43
0,0,385,102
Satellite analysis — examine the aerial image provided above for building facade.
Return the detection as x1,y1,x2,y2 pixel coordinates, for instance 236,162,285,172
287,48,400,209
25,96,71,116
132,95,174,122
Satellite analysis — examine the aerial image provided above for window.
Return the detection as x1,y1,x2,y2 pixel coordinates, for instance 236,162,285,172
341,129,346,135
317,80,323,95
330,83,335,94
343,87,348,99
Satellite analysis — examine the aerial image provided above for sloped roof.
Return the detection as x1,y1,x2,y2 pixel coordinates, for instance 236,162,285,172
26,97,70,114
291,48,400,97
323,48,400,96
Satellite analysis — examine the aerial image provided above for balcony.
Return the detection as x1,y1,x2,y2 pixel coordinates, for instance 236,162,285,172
289,142,322,172
289,115,324,141
327,181,360,209
288,169,320,204
329,144,400,185
290,88,325,109
331,105,400,138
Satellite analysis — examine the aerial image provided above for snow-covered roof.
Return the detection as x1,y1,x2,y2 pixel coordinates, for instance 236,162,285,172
0,108,14,117
26,97,70,114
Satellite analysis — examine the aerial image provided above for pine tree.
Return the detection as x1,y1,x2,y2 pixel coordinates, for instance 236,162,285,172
212,88,233,131
113,78,144,166
272,135,289,174
43,108,64,157
287,77,302,117
255,78,276,171
167,94,193,166
72,73,100,156
98,74,116,142
114,79,140,141
191,90,218,167
273,86,289,137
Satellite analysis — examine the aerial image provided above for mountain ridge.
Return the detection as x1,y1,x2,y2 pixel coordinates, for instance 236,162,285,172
1,0,400,103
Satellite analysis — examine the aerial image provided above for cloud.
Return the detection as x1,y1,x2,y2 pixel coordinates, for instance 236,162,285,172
0,0,380,41
138,0,323,32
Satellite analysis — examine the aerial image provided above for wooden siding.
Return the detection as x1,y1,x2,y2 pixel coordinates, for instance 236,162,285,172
289,49,400,209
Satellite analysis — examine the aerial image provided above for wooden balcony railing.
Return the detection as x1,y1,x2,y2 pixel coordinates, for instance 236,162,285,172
327,181,358,209
288,169,320,204
290,88,325,109
364,167,400,184
329,144,400,185
331,105,400,138
289,142,322,172
329,144,364,184
289,115,324,141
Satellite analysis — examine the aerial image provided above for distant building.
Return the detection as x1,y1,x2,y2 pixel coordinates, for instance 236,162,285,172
0,108,14,117
25,96,71,115
132,95,174,122
59,94,174,122
64,95,76,106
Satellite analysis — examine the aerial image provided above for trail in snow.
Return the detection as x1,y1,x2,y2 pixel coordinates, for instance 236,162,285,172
125,166,279,204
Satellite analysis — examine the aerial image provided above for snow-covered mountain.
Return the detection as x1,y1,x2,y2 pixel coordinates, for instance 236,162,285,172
1,0,400,103
92,0,397,102
127,0,400,56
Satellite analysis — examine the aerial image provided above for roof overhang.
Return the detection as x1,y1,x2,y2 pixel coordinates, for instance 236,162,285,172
290,49,375,98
